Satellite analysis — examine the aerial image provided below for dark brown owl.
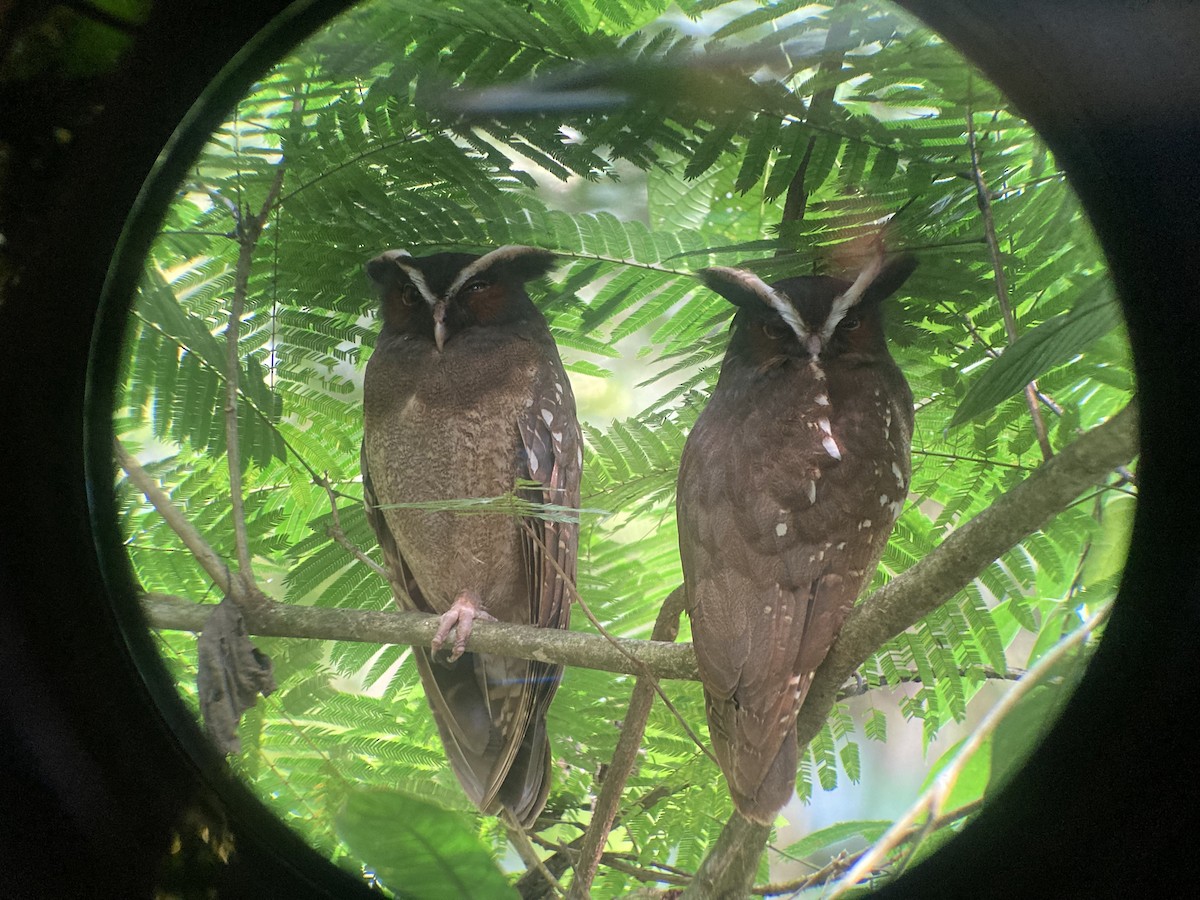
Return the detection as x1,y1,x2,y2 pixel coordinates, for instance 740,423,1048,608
361,245,582,827
677,252,917,822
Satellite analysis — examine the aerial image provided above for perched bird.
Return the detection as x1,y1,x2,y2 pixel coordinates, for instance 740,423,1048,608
677,251,917,822
361,245,582,827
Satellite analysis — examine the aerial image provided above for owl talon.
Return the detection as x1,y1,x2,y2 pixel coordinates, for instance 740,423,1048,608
432,591,494,661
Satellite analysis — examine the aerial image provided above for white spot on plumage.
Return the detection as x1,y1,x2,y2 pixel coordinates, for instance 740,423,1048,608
822,435,842,460
858,519,872,530
807,481,817,504
551,431,563,443
815,393,830,406
528,454,540,474
540,408,554,426
879,494,891,506
810,361,827,380
775,522,788,537
836,542,846,550
892,461,905,485
817,417,833,436
554,382,563,393
764,605,772,614
890,500,904,518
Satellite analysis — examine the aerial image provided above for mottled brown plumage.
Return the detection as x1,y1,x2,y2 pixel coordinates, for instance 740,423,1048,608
361,246,581,827
677,253,917,822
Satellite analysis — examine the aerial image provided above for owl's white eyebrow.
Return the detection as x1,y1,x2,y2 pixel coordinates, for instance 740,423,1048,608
821,250,885,339
445,244,532,298
705,266,809,340
765,286,809,341
389,262,438,306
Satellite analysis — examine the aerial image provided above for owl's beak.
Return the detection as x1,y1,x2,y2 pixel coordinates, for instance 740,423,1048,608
432,299,448,351
805,334,823,359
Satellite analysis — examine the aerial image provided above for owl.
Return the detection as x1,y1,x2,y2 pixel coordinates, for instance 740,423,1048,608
676,253,917,822
361,245,582,827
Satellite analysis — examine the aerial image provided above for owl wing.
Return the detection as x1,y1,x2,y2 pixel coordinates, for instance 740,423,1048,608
463,351,578,824
679,414,863,822
516,356,581,634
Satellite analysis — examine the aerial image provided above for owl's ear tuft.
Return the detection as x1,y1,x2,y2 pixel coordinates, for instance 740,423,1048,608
862,254,918,306
482,245,559,284
698,266,776,311
365,249,413,286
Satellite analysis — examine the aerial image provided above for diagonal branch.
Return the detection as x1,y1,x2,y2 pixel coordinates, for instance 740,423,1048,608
566,588,686,899
130,402,1135,895
116,439,232,594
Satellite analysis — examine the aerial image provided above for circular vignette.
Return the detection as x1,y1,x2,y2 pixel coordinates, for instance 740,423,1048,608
0,2,1195,899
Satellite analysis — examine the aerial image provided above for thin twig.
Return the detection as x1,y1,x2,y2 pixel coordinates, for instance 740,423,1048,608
954,305,1064,419
567,589,686,899
965,88,1054,461
223,164,287,596
317,472,390,581
750,800,984,896
506,820,565,899
522,520,715,761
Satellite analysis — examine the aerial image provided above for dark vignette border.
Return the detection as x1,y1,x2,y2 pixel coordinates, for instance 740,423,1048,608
0,1,1196,897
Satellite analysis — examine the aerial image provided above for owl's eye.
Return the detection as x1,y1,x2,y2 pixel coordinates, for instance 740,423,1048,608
463,279,491,294
401,284,420,307
838,315,860,331
761,322,790,341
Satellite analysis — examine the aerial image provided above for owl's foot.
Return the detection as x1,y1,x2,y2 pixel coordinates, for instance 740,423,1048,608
432,591,494,662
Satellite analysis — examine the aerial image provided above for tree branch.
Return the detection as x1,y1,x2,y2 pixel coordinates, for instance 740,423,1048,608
798,402,1136,752
139,593,698,680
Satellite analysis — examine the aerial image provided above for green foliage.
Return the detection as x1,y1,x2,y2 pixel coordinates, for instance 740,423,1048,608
336,789,519,898
116,0,1135,894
